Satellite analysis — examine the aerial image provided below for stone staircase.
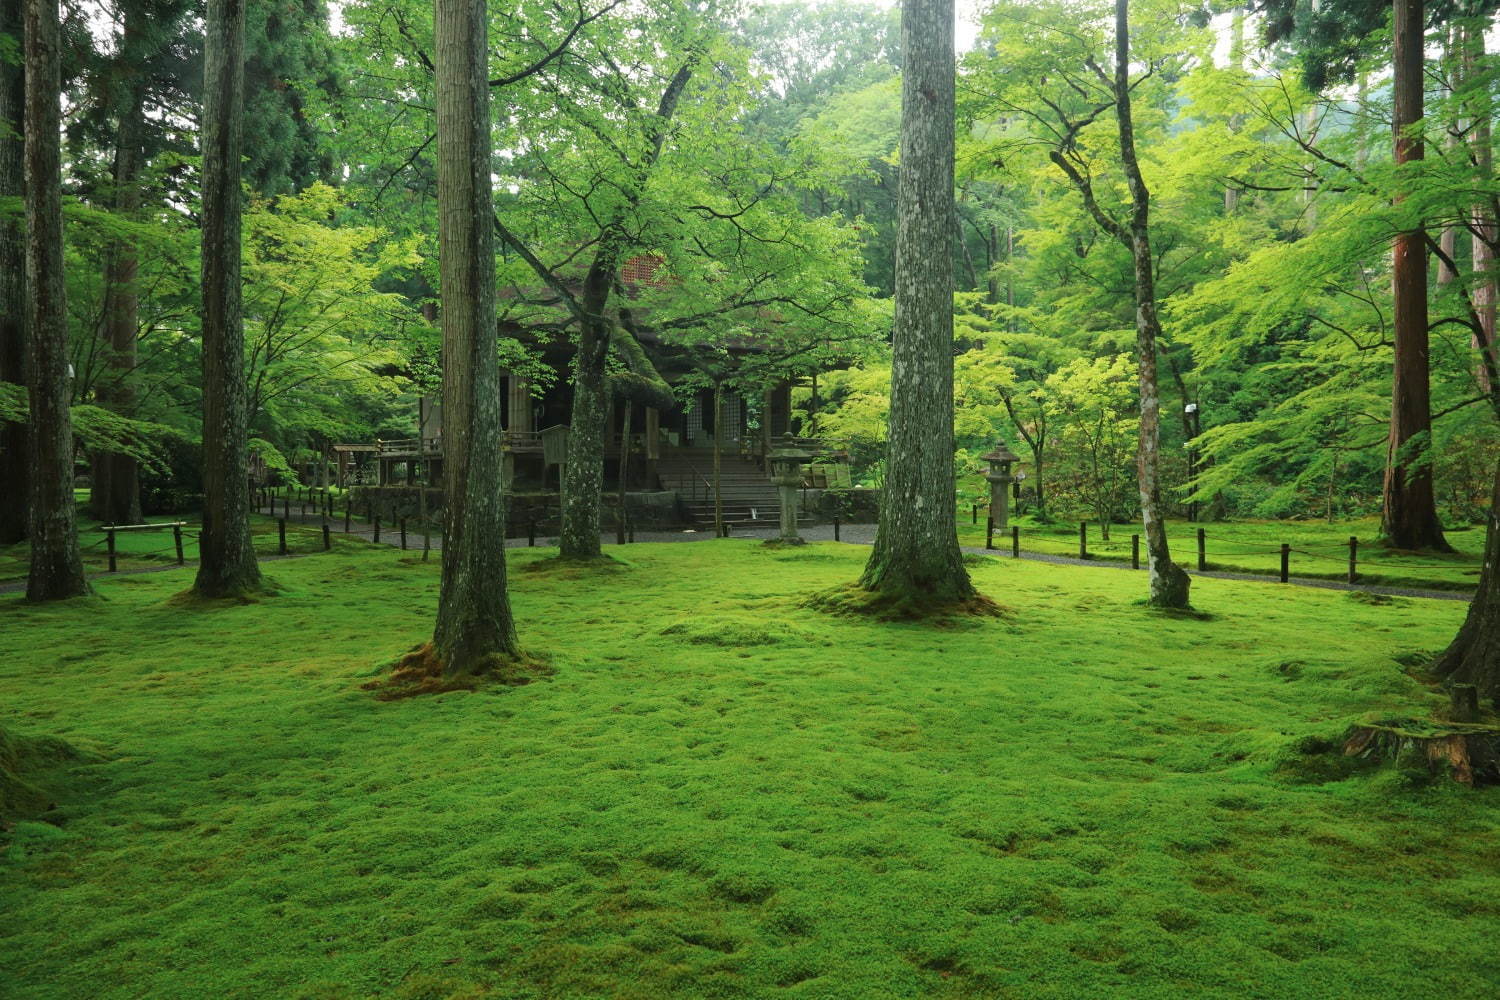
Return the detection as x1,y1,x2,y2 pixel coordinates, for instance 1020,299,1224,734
655,448,783,528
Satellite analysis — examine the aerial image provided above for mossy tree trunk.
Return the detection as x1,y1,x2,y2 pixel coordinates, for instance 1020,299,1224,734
431,0,519,673
192,0,261,599
91,25,146,527
559,314,610,560
858,0,974,606
23,0,88,601
502,65,693,563
1433,459,1500,702
0,0,27,547
1048,0,1189,608
1112,0,1190,608
1383,0,1451,553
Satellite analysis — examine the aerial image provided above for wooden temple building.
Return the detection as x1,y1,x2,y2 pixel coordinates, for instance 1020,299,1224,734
327,255,842,524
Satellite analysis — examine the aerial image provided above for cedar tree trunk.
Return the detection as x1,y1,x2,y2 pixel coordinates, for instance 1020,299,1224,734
193,0,261,598
23,0,87,600
432,0,519,672
91,41,145,526
1468,29,1498,395
1432,459,1500,702
858,0,974,605
1383,0,1450,551
0,0,26,546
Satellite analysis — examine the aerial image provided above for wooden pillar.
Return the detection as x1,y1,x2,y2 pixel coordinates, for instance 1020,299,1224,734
762,386,773,464
506,375,532,433
645,406,660,487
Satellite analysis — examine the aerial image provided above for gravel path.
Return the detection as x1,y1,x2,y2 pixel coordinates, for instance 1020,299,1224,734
1,505,1469,602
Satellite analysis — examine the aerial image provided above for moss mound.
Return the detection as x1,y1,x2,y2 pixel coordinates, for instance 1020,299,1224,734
1,725,92,827
659,614,823,648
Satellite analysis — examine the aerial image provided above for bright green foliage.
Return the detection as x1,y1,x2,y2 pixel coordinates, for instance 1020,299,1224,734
1042,355,1138,534
2,542,1495,997
241,183,422,443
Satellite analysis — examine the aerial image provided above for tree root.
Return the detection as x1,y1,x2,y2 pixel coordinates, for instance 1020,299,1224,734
362,642,551,701
519,554,628,577
803,582,1005,624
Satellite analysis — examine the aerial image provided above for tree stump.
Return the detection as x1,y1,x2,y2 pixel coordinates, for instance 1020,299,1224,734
1344,718,1500,785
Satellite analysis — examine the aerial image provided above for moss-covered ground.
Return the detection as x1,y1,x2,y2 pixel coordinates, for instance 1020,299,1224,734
3,540,1498,998
958,514,1487,591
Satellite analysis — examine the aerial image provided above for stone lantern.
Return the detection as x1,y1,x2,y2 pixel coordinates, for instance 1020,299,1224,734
983,442,1020,531
767,433,815,545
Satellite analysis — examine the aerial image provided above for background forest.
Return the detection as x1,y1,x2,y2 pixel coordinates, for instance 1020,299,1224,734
2,0,1497,535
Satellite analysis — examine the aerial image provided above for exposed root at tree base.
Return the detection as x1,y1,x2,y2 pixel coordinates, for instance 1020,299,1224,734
166,580,281,608
520,554,628,578
1137,601,1215,621
362,642,552,701
761,538,807,549
1344,718,1500,785
803,583,1006,624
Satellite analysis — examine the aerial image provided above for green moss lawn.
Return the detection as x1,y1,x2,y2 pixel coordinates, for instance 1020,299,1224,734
3,540,1499,998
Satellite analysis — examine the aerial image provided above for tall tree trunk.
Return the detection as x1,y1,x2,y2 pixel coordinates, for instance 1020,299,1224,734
1114,0,1190,607
559,316,609,559
552,64,693,561
1469,29,1497,395
1432,458,1500,702
23,0,87,600
859,0,974,606
431,0,518,671
0,0,27,546
1383,0,1451,551
91,43,146,526
193,0,261,598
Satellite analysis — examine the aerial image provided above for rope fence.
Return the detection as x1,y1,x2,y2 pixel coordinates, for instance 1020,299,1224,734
970,512,1480,590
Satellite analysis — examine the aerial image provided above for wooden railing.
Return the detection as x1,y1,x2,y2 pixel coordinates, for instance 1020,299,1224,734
372,430,542,457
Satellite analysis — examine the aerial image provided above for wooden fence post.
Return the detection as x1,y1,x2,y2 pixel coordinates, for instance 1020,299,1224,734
986,516,994,550
106,526,117,572
833,515,841,542
1196,527,1206,571
373,515,381,544
1131,534,1140,570
1079,521,1087,560
173,524,184,565
399,517,407,550
1280,543,1290,583
1347,536,1358,583
1011,525,1020,558
278,518,287,555
322,523,331,551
